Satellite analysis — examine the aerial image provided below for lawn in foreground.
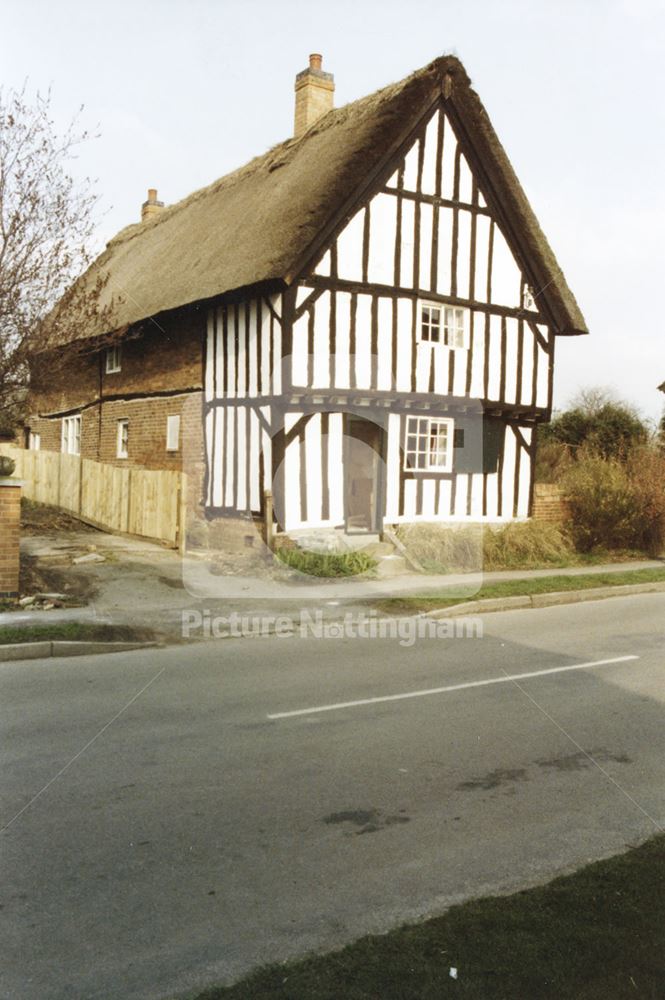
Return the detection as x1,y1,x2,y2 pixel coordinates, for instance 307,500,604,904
188,833,665,999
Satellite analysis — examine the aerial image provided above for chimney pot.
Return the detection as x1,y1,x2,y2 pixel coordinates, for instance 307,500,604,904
294,53,335,138
141,187,165,222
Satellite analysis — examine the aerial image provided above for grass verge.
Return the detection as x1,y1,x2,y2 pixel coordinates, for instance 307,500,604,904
187,833,665,999
375,566,665,616
0,622,154,645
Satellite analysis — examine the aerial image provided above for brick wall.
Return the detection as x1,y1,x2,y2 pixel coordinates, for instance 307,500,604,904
532,483,569,522
0,481,21,596
25,305,206,511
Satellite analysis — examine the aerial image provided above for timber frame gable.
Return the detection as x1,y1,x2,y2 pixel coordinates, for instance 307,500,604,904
277,86,556,421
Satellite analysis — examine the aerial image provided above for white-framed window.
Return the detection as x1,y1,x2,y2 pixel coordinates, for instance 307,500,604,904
28,431,41,451
404,416,453,472
105,345,121,373
166,414,180,452
116,419,129,459
419,302,468,349
61,415,81,456
420,302,442,342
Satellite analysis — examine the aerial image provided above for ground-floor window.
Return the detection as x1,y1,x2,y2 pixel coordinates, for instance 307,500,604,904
28,431,41,451
61,415,81,456
166,414,180,452
116,419,129,459
403,416,453,472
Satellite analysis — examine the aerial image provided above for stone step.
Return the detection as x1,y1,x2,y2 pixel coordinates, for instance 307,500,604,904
375,554,410,578
360,540,396,558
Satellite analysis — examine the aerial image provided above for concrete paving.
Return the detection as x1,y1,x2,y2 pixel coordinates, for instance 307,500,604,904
5,529,663,642
2,592,665,999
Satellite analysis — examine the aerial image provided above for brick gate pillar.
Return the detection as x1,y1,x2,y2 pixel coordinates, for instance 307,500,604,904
0,478,21,598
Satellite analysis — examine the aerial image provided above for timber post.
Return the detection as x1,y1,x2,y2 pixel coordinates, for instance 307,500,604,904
263,489,274,549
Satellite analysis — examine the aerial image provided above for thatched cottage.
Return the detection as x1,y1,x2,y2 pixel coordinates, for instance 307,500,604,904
26,54,587,537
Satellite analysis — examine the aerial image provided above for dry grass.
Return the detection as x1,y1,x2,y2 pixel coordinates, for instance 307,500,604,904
482,521,576,570
396,523,482,573
396,521,576,574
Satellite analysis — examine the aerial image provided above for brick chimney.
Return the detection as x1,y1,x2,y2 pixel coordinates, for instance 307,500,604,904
141,188,164,222
294,53,335,137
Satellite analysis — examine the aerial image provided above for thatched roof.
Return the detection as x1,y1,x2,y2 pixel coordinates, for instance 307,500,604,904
55,55,588,342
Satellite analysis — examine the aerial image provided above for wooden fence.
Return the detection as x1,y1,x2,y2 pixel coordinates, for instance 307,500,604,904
0,447,187,549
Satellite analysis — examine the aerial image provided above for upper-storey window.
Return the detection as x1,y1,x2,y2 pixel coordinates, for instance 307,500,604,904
105,345,121,374
61,415,81,456
419,302,468,349
420,303,441,342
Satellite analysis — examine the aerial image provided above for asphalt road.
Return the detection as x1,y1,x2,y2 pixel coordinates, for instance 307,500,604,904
2,594,665,999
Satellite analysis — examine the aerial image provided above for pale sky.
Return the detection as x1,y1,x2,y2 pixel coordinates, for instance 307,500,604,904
4,0,664,422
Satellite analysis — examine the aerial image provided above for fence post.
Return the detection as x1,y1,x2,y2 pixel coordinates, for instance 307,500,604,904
177,474,188,553
77,454,84,517
263,489,274,549
126,468,132,535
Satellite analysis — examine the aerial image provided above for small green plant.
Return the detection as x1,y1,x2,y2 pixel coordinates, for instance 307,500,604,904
275,547,376,578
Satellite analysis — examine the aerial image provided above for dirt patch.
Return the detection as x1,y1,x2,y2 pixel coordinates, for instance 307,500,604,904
157,575,186,591
19,554,97,605
21,499,99,536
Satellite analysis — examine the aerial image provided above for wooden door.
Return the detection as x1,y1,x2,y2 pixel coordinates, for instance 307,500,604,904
345,418,384,532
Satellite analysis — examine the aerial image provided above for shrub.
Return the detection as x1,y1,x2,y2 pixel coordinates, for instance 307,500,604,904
534,438,573,484
542,397,648,460
275,548,376,578
624,447,665,557
562,450,635,552
562,445,665,556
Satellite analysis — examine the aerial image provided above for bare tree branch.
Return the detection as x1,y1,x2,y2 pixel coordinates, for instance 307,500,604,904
0,86,113,430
